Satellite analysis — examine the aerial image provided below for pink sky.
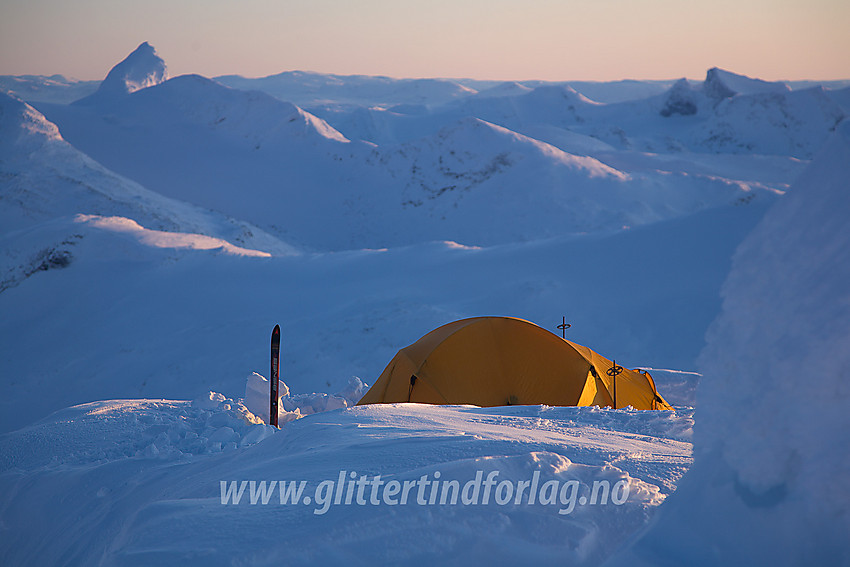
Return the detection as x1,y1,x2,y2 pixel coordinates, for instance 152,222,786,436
1,0,847,81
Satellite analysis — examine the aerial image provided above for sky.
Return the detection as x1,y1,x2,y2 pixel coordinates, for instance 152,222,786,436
0,0,848,82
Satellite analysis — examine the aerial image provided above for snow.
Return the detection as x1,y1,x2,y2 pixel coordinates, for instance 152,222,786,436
32,78,789,249
1,41,848,564
0,90,296,293
0,89,64,147
472,80,534,99
0,396,693,565
244,373,367,424
0,74,99,103
0,397,273,472
75,214,272,257
829,85,850,114
608,116,850,567
702,67,791,98
0,193,761,434
78,41,167,101
215,70,478,108
632,368,701,408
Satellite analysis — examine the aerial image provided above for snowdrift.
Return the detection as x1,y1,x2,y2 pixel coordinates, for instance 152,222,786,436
0,395,693,566
609,116,850,567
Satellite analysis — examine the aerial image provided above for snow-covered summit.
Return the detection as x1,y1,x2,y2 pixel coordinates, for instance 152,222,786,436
215,69,476,108
128,73,350,145
659,78,702,117
473,81,534,99
425,117,624,177
0,91,64,151
527,83,601,106
77,41,167,102
101,41,167,94
659,69,793,117
702,67,790,99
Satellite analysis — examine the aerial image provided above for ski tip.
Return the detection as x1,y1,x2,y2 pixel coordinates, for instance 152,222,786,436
272,324,280,334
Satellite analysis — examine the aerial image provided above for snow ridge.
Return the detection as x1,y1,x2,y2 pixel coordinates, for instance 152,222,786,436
0,91,63,149
702,67,791,99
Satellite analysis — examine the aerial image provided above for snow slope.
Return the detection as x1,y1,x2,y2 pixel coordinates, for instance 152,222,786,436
609,114,850,567
0,190,764,434
0,91,293,247
0,91,297,292
370,117,779,243
826,85,850,114
0,396,693,566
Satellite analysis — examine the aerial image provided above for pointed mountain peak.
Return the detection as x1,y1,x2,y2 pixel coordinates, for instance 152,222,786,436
95,42,168,97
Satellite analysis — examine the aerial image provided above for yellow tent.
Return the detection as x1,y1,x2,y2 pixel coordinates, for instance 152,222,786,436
357,317,672,410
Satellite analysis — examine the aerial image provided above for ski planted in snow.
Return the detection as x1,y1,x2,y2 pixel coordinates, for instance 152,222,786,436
270,324,280,428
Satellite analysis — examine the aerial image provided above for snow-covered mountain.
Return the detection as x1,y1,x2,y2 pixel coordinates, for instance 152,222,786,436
31,46,794,251
472,80,534,99
35,70,375,249
370,116,781,243
0,91,291,248
313,67,844,161
0,74,99,103
215,69,477,108
215,72,683,108
701,67,791,98
653,69,846,157
76,41,167,102
0,91,295,289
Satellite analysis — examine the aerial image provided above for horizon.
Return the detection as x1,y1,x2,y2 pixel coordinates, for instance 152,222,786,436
4,62,850,85
4,48,849,85
1,0,848,83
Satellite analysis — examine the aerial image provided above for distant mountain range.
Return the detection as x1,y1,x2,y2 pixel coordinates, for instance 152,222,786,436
8,43,836,253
